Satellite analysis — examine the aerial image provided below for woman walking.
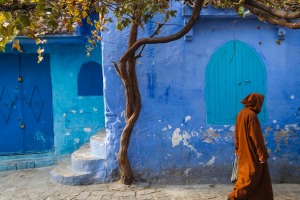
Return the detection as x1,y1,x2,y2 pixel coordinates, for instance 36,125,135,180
228,93,273,200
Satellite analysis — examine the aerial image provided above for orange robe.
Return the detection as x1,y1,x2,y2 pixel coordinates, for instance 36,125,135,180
228,93,273,200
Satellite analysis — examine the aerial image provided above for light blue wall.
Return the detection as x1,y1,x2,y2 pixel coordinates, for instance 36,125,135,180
48,42,104,154
0,37,104,170
102,4,300,183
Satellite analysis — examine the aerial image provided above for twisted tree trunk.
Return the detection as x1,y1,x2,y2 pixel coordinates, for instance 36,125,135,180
117,21,141,185
116,0,204,185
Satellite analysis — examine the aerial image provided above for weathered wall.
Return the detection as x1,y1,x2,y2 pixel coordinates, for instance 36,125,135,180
0,38,104,170
47,42,104,154
102,4,300,183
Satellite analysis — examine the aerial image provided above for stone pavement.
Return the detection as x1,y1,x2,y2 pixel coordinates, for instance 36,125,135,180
0,166,299,200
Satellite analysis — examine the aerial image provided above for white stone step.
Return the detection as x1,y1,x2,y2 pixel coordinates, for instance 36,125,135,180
51,131,108,185
50,160,93,185
71,143,105,173
90,130,107,158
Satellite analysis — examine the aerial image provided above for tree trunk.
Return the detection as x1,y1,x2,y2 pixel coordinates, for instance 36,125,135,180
117,20,141,185
115,0,204,185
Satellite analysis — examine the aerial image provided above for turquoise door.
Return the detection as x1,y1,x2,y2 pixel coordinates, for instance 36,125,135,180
206,40,267,124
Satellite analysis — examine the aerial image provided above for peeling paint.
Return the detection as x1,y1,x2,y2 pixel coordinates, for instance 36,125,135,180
206,156,216,166
84,128,91,132
63,113,66,118
264,126,273,136
74,138,80,144
162,127,168,131
79,109,84,113
291,95,295,99
202,128,220,144
286,124,300,130
121,111,125,117
65,132,70,136
34,131,46,143
182,131,202,158
172,128,202,158
225,132,234,141
184,168,191,176
185,116,191,123
230,126,235,132
172,128,182,147
116,117,121,123
274,124,298,152
168,125,172,129
182,131,191,140
71,110,76,114
273,120,277,124
93,107,98,112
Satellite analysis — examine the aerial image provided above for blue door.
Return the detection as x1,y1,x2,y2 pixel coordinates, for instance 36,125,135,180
0,54,53,155
0,54,23,154
206,40,267,124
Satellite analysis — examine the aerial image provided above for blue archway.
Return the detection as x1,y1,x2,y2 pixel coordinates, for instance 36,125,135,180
78,61,103,96
206,40,267,124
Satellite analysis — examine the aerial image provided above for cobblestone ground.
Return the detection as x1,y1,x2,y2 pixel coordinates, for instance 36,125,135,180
0,167,299,200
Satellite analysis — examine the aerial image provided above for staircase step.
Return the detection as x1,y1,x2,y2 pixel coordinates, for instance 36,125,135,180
50,162,93,185
51,131,108,186
90,130,107,158
71,144,105,173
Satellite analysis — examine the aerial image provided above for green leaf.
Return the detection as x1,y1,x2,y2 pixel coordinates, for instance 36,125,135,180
15,15,30,30
276,39,281,45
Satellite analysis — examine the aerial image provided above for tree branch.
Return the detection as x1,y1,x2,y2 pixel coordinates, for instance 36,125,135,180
120,0,204,64
244,0,300,20
246,5,300,29
135,23,165,59
0,3,37,12
112,61,121,76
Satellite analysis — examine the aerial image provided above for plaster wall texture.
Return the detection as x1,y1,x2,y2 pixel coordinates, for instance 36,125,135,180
48,43,104,155
0,40,104,165
102,5,300,184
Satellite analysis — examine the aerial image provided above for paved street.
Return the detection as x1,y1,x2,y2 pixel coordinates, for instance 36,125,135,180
0,166,299,200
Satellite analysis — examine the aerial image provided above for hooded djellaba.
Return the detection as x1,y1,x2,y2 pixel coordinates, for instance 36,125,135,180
228,93,273,200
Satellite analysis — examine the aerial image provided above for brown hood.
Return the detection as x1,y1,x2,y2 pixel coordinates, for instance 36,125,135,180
241,93,264,114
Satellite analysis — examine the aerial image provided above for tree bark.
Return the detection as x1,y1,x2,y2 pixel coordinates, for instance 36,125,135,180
116,0,204,185
117,19,141,184
244,5,300,29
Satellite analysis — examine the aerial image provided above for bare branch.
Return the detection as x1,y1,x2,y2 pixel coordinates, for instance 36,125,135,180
246,5,300,29
112,61,121,76
135,23,165,59
244,0,300,20
120,0,204,64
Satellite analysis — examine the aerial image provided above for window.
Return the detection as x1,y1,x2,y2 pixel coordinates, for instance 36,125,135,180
78,61,103,96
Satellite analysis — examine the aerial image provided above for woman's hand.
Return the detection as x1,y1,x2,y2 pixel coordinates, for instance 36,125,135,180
259,158,266,163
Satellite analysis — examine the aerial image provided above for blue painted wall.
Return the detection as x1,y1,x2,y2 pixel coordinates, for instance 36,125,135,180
102,3,300,183
0,37,104,170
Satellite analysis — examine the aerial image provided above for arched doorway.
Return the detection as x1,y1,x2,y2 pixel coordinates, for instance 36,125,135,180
206,40,267,124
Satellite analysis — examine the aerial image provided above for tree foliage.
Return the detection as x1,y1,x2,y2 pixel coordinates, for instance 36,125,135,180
1,0,299,185
1,0,299,53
